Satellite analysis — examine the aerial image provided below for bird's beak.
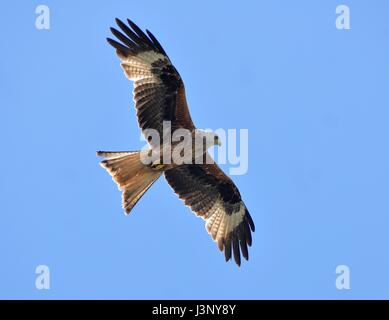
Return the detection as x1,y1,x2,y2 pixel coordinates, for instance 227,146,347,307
217,140,222,147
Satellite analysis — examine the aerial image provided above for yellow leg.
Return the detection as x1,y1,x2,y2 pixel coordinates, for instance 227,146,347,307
151,160,165,170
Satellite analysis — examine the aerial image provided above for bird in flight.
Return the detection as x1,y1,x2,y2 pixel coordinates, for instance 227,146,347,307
97,18,255,266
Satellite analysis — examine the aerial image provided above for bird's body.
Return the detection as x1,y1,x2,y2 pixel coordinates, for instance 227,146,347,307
98,18,255,266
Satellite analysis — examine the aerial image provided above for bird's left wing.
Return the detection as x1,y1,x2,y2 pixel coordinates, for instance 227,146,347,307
164,162,255,266
107,18,195,147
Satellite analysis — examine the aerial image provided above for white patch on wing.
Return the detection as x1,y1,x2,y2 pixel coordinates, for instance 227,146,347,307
138,51,167,65
119,51,168,81
203,200,246,251
121,66,153,80
134,77,161,87
119,50,166,65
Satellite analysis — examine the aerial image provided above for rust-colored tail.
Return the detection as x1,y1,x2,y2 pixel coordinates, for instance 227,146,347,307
97,151,162,214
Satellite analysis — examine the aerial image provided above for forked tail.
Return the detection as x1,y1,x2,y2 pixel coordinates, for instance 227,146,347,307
97,151,162,214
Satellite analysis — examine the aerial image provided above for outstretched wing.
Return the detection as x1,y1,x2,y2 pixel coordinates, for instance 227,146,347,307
164,162,255,266
107,18,195,146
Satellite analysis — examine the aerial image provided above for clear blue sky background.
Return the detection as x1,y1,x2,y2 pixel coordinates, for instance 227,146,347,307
1,1,388,299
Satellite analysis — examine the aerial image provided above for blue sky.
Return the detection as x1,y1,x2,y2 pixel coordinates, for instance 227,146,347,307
1,1,388,299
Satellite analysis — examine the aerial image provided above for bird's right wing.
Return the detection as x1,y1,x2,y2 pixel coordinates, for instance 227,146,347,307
107,18,195,147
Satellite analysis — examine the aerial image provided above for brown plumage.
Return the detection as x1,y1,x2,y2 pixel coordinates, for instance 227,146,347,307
98,18,255,266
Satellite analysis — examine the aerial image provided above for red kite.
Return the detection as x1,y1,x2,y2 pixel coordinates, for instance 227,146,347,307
97,18,255,266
